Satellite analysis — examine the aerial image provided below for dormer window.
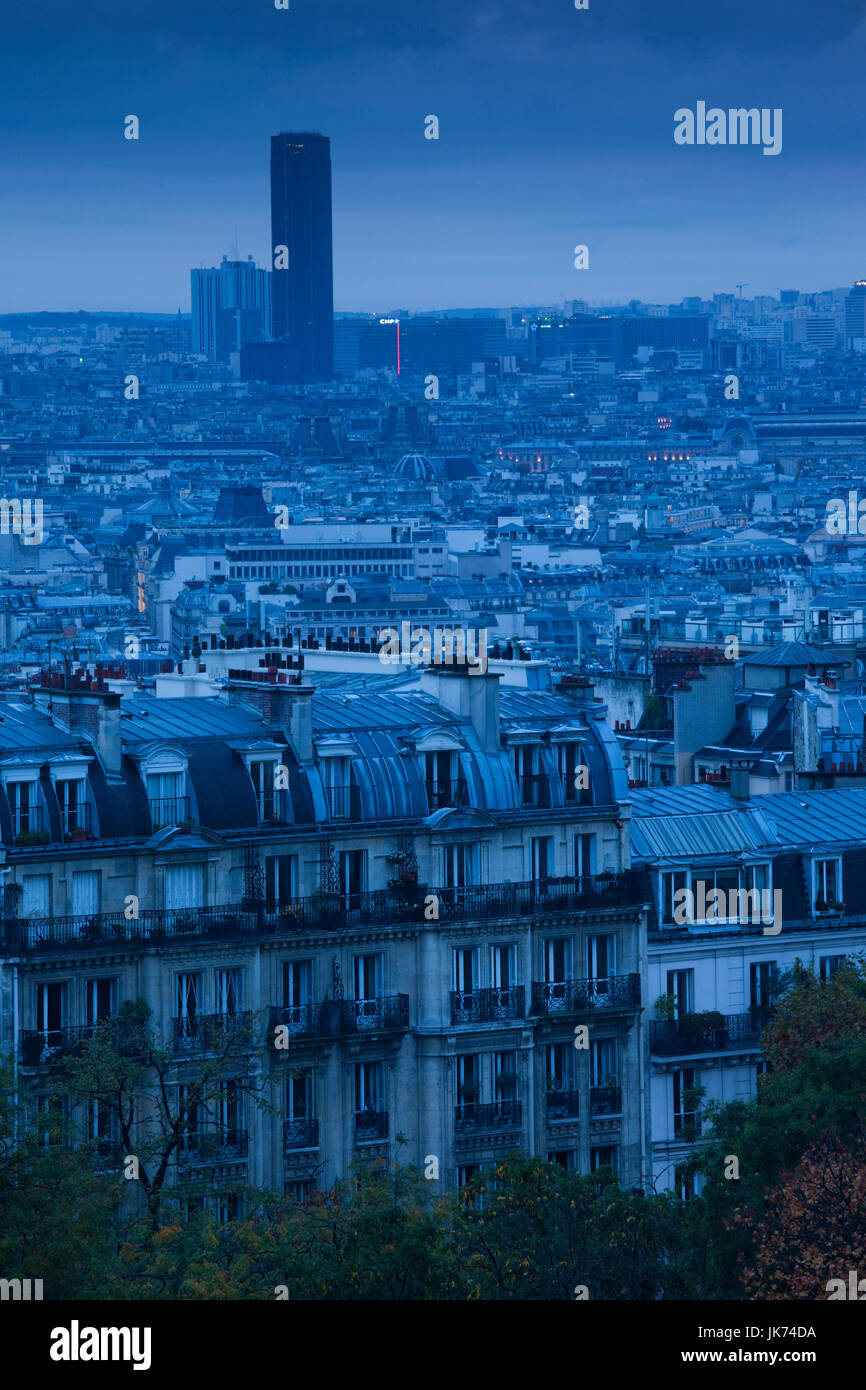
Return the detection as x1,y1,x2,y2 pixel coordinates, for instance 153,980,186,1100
56,778,89,839
249,758,282,824
146,770,187,831
425,751,457,810
514,745,542,806
6,778,45,841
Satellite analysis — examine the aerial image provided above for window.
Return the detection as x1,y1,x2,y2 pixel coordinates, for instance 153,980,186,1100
559,742,589,804
692,867,739,922
749,961,778,1010
514,745,540,805
546,1042,575,1096
216,1193,241,1225
590,1145,619,1173
266,855,297,911
548,1149,578,1169
56,778,87,836
286,1069,313,1121
164,863,205,911
574,833,594,881
283,959,312,1007
72,871,99,918
587,934,616,996
338,849,366,908
591,1038,619,1089
673,1068,699,1137
85,977,116,1024
814,858,842,909
353,952,383,1000
456,1054,479,1109
7,780,41,837
674,1163,695,1200
661,870,687,925
146,771,185,829
531,836,553,883
215,968,242,1016
442,842,477,888
249,759,280,823
176,972,200,1041
23,873,51,919
543,936,573,983
425,750,456,810
489,943,516,988
453,947,478,996
36,981,66,1045
216,1080,240,1137
820,954,847,981
355,1060,384,1115
494,1051,518,1103
284,1180,311,1203
456,1164,480,1189
666,968,694,1019
321,756,352,818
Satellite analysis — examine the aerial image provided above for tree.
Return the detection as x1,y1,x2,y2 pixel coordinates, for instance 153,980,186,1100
46,998,275,1228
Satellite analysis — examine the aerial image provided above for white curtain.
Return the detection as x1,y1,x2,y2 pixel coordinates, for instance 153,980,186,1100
72,871,100,916
165,863,205,910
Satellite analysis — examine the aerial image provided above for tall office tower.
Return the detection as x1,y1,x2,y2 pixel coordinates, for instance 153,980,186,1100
845,281,866,348
270,132,334,381
191,255,271,362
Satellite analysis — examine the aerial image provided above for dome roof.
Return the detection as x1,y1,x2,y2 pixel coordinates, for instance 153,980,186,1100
393,452,436,481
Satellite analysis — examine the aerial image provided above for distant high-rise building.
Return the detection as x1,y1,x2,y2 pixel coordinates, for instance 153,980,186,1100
845,281,866,348
270,132,334,381
190,255,271,362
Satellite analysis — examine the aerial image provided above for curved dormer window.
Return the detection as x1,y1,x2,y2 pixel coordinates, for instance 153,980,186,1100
248,757,284,825
141,750,190,831
3,774,47,845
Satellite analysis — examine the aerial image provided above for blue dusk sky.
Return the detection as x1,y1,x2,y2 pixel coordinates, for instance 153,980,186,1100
1,0,865,311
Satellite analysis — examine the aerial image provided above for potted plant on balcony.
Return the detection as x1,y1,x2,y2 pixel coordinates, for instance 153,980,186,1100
814,894,827,913
15,829,49,847
827,899,845,914
654,993,676,1021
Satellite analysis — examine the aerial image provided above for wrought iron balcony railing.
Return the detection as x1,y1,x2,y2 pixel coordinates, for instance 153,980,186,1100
149,796,191,831
450,985,525,1025
12,804,47,844
426,779,469,812
324,784,363,821
649,1009,773,1056
546,1089,581,1122
355,1110,389,1142
175,1126,249,1165
532,973,641,1015
589,1086,622,1116
267,994,409,1044
434,872,647,924
518,774,551,808
673,1111,703,1139
172,1011,255,1050
454,1100,522,1133
283,1117,319,1151
20,1018,146,1064
1,873,648,956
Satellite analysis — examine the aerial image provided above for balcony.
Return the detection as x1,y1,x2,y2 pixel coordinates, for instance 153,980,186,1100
546,1089,581,1122
267,994,409,1044
434,872,647,925
283,1117,319,1151
1,875,648,956
673,1111,702,1139
426,779,468,812
324,784,363,821
531,973,641,1016
61,801,94,843
355,1110,389,1143
589,1086,622,1116
450,985,525,1026
12,805,48,847
172,1011,255,1051
649,1009,773,1056
20,1017,144,1065
149,796,191,832
518,775,551,809
454,1100,522,1134
176,1125,249,1166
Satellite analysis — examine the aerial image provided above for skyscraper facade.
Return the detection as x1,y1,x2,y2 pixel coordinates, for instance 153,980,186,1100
844,281,866,348
190,255,271,362
270,132,335,381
